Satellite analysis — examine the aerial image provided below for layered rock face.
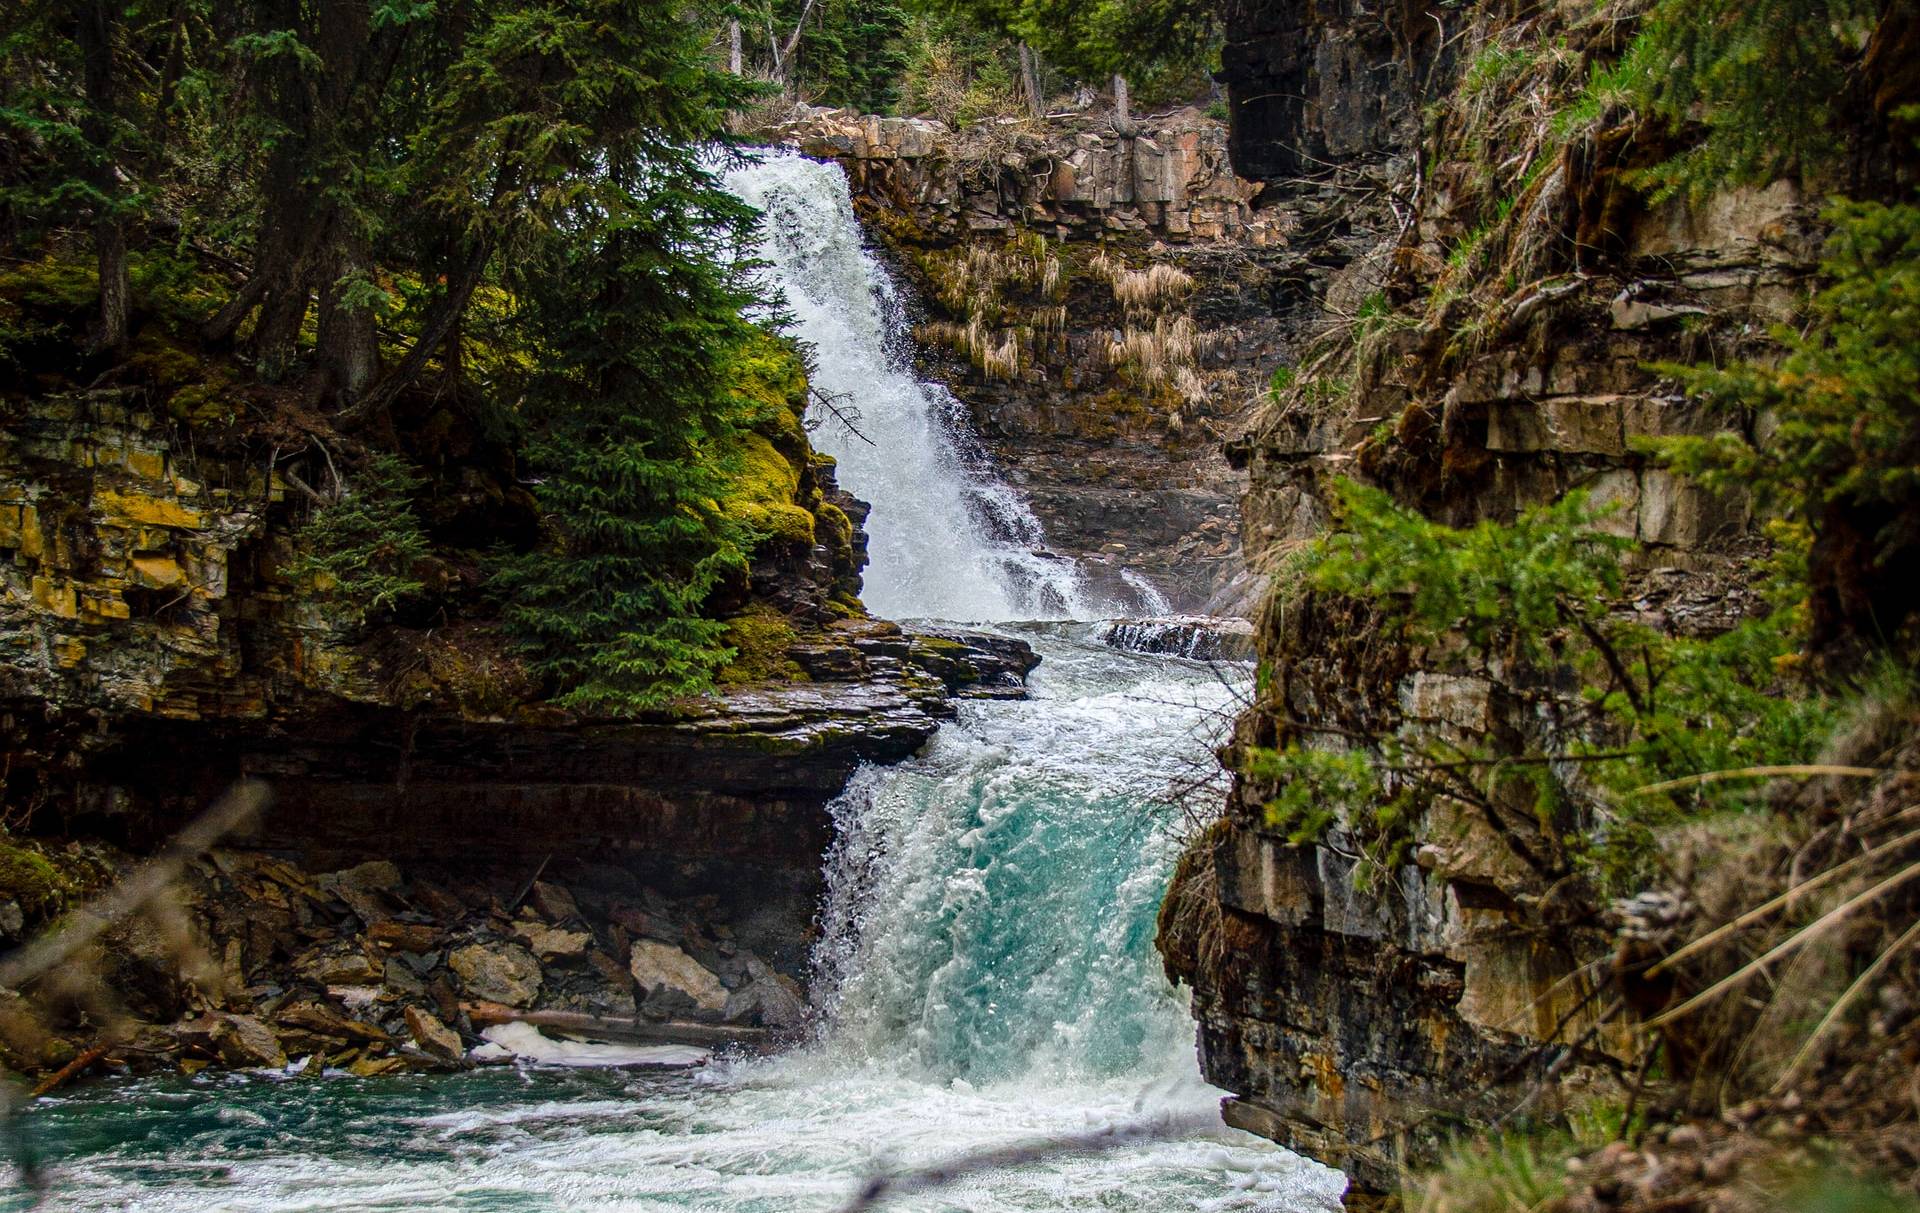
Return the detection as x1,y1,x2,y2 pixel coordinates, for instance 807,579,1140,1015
775,106,1300,613
1155,2,1821,1196
0,383,1035,1038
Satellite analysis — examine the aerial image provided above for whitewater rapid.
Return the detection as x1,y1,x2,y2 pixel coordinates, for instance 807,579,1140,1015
18,637,1343,1212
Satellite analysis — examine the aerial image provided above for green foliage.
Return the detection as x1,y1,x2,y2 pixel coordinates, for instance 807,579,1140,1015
1248,479,1834,888
1655,199,1920,578
792,1,913,112
285,454,430,621
1266,364,1296,401
1460,43,1535,100
2,1,822,713
896,12,1023,127
1313,481,1630,659
935,0,1218,93
1418,1098,1636,1212
1617,0,1881,197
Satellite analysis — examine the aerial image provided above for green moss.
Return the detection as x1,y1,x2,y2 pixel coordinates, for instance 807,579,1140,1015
166,382,238,426
716,603,808,685
0,255,99,314
815,500,853,557
0,839,71,916
728,330,809,434
717,432,816,546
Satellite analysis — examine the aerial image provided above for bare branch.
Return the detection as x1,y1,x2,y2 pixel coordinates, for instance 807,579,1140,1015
807,384,876,446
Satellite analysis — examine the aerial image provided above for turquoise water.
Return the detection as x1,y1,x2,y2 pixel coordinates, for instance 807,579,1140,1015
4,637,1344,1212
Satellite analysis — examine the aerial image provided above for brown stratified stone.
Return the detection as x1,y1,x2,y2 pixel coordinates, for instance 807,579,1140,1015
628,940,727,1014
369,920,440,953
403,1006,464,1063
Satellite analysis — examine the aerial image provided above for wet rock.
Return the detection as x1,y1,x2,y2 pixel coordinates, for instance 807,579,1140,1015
449,941,542,1007
410,881,468,924
323,860,403,894
369,920,440,953
787,643,869,681
723,976,808,1031
611,906,681,945
296,941,382,986
278,999,389,1044
0,898,22,938
628,940,727,1014
383,958,426,997
404,1006,464,1063
348,1055,407,1077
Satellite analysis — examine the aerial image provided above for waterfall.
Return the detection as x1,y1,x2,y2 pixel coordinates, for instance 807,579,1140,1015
23,153,1344,1213
724,152,1102,623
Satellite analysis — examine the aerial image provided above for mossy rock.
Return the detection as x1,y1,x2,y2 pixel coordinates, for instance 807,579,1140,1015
815,501,854,557
716,603,809,685
718,432,816,547
0,839,72,917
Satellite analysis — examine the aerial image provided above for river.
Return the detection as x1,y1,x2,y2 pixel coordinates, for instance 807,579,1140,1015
3,153,1343,1213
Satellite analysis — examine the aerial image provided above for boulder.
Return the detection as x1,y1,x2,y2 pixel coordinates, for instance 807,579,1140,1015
527,880,580,923
296,941,382,986
404,1006,465,1063
369,920,440,952
277,999,389,1044
449,941,542,1007
627,939,727,1014
513,921,591,961
322,860,402,894
723,976,808,1031
177,1012,287,1069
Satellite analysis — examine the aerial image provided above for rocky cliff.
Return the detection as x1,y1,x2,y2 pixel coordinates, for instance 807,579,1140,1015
0,337,1035,1075
772,104,1305,613
1155,0,1833,1196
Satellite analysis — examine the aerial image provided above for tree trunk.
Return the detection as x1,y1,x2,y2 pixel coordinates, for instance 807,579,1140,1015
1111,73,1138,139
1018,44,1043,121
342,235,494,424
76,0,129,353
316,230,377,401
778,0,819,98
728,19,742,74
251,257,313,383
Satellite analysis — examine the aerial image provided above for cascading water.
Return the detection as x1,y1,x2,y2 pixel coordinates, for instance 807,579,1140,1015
724,152,1104,623
12,154,1344,1212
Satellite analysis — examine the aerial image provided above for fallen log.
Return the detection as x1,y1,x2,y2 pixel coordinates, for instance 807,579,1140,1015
30,1042,111,1099
460,1002,774,1050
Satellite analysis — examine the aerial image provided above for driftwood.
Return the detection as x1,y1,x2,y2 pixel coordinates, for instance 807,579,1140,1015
29,1043,111,1099
460,1002,773,1050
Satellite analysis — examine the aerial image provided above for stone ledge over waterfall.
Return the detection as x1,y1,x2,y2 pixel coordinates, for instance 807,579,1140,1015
0,375,1037,1079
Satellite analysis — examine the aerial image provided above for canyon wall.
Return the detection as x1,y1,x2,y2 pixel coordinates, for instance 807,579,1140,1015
777,105,1302,613
1152,0,1824,1195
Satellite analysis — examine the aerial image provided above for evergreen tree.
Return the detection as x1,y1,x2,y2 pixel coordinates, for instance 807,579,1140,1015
922,0,1216,97
1622,0,1888,195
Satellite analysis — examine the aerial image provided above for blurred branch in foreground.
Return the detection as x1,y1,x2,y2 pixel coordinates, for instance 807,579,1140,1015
836,1109,1220,1212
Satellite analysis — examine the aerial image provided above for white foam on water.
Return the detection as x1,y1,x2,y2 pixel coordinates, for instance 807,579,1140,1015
478,1022,710,1069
